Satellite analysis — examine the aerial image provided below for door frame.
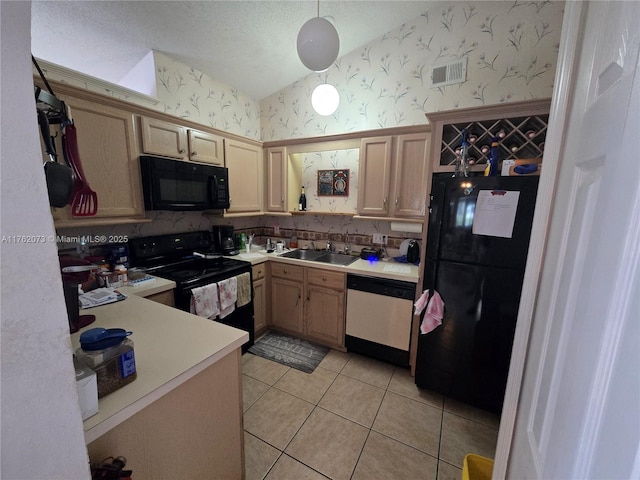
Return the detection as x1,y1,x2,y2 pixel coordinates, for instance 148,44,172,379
493,2,585,477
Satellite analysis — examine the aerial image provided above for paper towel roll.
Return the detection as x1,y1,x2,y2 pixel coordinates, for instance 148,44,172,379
390,221,423,233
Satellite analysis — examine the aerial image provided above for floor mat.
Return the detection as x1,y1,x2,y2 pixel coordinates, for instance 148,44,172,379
248,331,330,373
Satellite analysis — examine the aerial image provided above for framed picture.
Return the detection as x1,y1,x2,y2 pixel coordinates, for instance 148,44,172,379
317,169,349,196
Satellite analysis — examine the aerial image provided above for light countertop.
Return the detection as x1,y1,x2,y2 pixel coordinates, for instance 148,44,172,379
118,276,176,297
72,293,248,444
233,248,420,283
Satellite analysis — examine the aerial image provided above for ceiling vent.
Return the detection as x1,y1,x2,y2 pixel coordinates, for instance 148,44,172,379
430,58,467,88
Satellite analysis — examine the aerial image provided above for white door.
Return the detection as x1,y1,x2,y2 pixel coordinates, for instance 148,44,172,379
503,2,640,479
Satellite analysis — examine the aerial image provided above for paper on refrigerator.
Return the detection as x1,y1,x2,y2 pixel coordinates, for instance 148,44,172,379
472,190,521,238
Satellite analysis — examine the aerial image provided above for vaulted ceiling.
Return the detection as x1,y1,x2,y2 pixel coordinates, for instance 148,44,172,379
31,1,432,100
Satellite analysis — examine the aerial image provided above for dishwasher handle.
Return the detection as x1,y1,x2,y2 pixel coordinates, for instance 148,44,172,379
346,274,415,300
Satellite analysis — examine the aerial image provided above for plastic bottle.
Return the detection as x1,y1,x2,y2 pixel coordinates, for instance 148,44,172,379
298,186,307,211
240,232,246,250
115,264,128,285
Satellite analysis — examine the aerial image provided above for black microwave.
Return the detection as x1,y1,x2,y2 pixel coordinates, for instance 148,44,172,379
140,156,230,211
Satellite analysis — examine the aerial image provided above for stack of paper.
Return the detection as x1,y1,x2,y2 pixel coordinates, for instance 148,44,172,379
80,288,127,309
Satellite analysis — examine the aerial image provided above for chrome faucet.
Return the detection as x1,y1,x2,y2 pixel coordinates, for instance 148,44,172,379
326,240,333,252
310,241,316,251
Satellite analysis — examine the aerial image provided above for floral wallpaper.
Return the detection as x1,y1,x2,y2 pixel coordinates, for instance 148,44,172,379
48,0,564,252
260,0,563,141
151,52,261,140
294,149,360,214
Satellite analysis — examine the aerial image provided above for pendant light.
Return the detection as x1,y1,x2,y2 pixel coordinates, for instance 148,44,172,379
297,0,340,72
311,84,339,116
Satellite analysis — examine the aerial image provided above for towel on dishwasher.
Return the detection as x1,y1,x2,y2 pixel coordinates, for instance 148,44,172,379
190,283,220,319
420,290,444,334
218,276,237,319
236,272,251,307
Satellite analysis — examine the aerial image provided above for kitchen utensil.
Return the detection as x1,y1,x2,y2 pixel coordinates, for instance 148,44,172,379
63,123,98,216
406,239,420,263
38,109,73,207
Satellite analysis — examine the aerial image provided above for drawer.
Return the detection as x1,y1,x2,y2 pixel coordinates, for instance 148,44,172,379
307,268,345,290
271,263,304,282
252,263,266,281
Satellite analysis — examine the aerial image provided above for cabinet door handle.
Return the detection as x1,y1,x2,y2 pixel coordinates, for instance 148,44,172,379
395,197,399,206
322,276,327,281
179,148,185,154
281,198,284,204
191,150,197,156
383,197,387,208
296,293,300,307
307,292,310,301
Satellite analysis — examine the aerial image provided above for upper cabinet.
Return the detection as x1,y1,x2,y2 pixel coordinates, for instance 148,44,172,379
357,132,429,219
427,99,551,174
50,94,146,227
188,130,223,165
357,136,393,216
139,117,223,165
392,133,430,217
224,138,263,215
139,117,188,159
265,147,287,213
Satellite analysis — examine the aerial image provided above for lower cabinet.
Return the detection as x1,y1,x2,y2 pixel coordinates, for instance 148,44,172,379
271,263,304,333
252,263,268,337
270,263,345,350
145,290,175,307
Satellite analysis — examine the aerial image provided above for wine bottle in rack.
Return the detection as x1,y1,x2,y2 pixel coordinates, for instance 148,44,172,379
298,186,307,211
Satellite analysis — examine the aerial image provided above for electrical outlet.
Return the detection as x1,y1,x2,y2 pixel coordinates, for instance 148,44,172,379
372,233,384,244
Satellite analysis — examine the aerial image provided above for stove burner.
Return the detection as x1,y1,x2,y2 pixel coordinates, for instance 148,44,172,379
170,270,201,280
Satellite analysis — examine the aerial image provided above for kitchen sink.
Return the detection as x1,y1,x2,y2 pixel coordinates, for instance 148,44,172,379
279,249,358,266
279,249,325,261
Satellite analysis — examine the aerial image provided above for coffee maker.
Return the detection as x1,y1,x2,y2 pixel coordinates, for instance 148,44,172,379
212,225,237,254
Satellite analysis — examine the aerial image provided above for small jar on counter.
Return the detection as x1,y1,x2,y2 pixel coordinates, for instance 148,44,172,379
76,328,136,398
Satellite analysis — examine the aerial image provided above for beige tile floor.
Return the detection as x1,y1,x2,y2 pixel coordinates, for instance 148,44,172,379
242,349,500,480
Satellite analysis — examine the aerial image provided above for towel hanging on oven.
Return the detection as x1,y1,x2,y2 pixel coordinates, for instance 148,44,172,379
218,277,237,319
190,283,220,319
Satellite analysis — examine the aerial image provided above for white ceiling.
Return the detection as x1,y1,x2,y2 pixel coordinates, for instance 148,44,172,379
31,1,432,100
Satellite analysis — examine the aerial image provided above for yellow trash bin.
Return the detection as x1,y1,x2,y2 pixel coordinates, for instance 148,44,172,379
462,454,494,480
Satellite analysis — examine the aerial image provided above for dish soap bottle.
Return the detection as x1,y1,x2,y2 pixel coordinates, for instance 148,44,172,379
298,186,307,211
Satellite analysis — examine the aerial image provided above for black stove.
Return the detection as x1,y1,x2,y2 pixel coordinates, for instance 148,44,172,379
129,231,254,351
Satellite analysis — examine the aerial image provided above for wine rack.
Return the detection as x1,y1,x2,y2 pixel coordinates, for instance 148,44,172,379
426,99,551,173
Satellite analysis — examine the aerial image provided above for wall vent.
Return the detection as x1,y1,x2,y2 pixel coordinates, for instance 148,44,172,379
430,58,467,88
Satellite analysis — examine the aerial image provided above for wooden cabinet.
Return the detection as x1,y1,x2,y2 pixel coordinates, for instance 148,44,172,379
139,117,223,165
139,117,188,159
357,136,393,216
224,138,263,215
50,95,146,227
265,147,287,212
304,268,345,348
188,130,223,165
271,263,304,333
252,263,268,336
427,99,551,174
270,263,345,349
145,290,175,307
357,132,429,218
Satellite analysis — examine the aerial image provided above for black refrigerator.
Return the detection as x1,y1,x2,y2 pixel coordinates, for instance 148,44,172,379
415,173,539,413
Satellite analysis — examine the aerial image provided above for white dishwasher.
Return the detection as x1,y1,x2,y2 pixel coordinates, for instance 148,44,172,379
345,274,415,366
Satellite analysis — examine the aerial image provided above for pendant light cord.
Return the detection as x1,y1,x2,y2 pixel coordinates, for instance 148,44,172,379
317,0,320,18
